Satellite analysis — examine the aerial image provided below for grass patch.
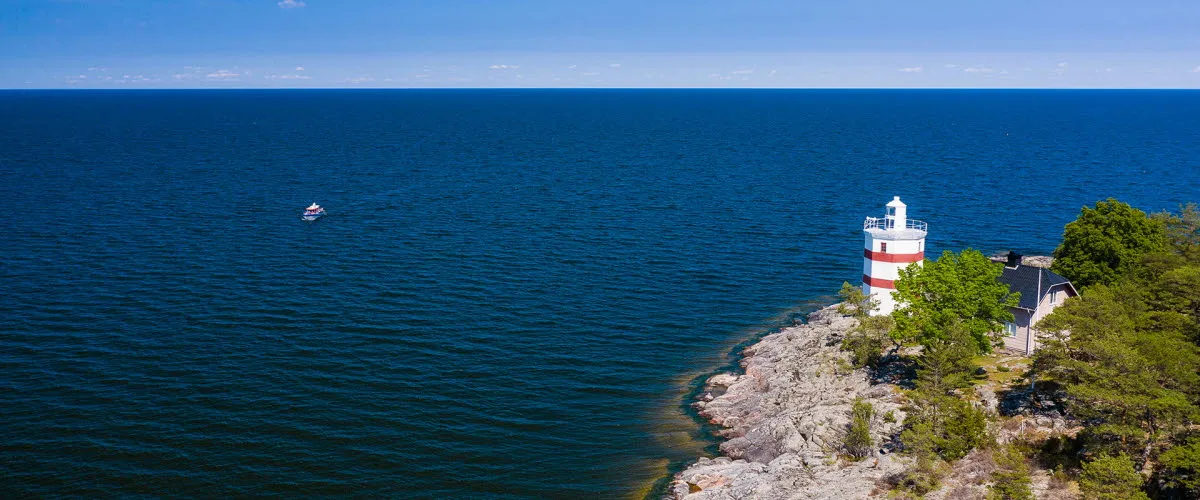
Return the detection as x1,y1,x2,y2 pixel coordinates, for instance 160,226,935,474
973,355,1030,386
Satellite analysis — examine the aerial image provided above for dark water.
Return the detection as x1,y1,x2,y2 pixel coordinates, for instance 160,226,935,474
3,90,1199,498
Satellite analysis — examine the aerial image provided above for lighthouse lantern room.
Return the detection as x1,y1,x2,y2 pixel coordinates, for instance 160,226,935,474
862,196,928,315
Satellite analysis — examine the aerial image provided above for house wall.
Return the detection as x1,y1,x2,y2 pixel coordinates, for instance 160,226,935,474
1001,308,1034,354
1035,283,1076,325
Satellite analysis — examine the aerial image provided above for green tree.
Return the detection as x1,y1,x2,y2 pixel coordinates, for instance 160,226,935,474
914,321,979,394
1154,202,1200,261
1033,284,1200,459
844,398,875,460
837,281,877,319
1159,438,1200,498
891,249,1019,354
1078,454,1150,500
1052,198,1167,289
988,445,1033,500
897,420,944,496
837,282,895,368
903,391,990,462
899,322,989,468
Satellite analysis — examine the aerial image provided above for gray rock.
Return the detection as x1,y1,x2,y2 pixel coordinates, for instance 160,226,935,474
670,305,909,499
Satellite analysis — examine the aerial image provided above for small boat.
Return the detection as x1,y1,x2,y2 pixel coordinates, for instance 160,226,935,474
302,202,326,221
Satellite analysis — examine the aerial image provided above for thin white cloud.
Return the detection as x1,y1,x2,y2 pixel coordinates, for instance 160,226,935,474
731,68,755,75
277,0,305,8
582,72,600,76
1191,66,1200,73
206,70,240,80
609,63,621,68
109,75,155,84
341,76,375,84
899,66,923,73
295,66,305,71
567,65,577,69
963,67,995,74
489,64,519,69
944,64,958,69
768,69,778,77
87,66,106,72
265,74,311,80
1057,62,1069,68
414,74,430,79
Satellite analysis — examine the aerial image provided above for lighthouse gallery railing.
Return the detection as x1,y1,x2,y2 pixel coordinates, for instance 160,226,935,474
863,217,928,232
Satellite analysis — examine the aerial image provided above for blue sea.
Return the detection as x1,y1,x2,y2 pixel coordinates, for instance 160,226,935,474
3,89,1199,498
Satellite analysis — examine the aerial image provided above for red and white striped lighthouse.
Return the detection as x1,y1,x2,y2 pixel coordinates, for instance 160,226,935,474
862,196,927,315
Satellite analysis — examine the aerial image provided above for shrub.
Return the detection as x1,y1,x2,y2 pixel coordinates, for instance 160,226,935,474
845,399,875,460
896,419,947,495
987,445,1033,500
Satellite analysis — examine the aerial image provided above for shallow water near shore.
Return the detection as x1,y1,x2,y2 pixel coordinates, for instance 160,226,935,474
3,89,1200,497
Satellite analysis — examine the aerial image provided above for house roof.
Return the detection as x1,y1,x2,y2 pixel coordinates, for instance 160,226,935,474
996,265,1074,310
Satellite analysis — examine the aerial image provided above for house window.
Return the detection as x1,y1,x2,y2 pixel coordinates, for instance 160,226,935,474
880,242,887,253
1050,290,1059,304
1005,322,1018,337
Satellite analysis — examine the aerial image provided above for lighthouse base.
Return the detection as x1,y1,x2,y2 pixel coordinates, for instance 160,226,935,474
862,284,896,316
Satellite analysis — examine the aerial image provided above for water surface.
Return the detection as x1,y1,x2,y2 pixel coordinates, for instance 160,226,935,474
3,89,1199,497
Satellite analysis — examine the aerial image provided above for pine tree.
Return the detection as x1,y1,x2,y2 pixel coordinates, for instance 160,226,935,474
1034,284,1200,458
988,445,1033,500
1078,454,1150,500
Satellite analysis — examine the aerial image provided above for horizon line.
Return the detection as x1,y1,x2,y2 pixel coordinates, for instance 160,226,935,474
7,86,1200,91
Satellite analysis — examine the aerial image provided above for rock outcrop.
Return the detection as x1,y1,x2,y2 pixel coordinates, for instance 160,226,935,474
988,253,1054,269
670,306,908,499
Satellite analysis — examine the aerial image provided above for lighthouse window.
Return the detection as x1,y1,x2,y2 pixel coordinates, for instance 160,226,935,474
887,207,896,216
880,242,887,253
1005,322,1018,337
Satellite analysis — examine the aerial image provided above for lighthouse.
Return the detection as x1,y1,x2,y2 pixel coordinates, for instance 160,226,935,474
862,196,928,315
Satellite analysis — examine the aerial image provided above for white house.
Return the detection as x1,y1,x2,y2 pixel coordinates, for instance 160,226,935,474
995,252,1078,355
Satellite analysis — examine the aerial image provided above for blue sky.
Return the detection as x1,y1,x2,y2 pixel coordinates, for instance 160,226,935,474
5,0,1200,88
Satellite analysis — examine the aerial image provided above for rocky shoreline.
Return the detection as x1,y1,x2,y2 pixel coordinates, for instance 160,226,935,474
668,305,907,499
